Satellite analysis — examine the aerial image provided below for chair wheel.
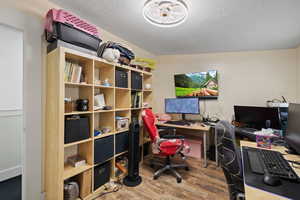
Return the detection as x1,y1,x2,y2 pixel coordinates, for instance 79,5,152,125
150,164,155,168
177,178,182,183
185,167,190,171
153,175,158,180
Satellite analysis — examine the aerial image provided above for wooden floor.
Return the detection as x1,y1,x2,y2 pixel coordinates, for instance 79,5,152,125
98,157,229,200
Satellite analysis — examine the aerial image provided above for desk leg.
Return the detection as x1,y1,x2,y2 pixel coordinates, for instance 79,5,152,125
203,132,207,168
215,128,219,167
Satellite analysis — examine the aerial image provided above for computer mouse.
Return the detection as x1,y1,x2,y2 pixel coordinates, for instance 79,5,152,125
263,173,282,186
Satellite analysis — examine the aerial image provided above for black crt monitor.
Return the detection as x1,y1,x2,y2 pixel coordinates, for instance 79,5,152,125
285,103,300,155
234,106,281,130
165,98,200,120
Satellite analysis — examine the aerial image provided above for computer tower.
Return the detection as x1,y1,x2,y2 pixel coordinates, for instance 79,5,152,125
94,161,111,190
64,117,90,144
115,131,129,154
131,71,142,90
115,69,128,88
94,136,114,164
123,122,142,187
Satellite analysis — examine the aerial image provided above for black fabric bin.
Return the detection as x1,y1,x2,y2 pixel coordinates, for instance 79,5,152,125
94,136,114,164
64,117,90,144
131,71,142,90
115,69,128,88
94,161,111,190
49,22,101,51
115,131,129,154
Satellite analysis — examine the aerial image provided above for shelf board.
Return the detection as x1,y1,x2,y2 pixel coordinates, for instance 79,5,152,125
115,87,131,91
63,164,92,180
65,111,93,115
94,109,115,113
143,89,152,92
115,129,129,134
64,138,92,148
65,82,93,87
115,151,128,157
115,108,131,111
131,108,142,110
94,85,114,89
94,132,115,140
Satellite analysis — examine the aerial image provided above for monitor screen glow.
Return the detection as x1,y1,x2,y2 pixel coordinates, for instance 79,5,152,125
165,98,200,114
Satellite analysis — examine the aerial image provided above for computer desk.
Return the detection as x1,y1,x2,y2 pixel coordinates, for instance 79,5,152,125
156,121,212,167
241,141,300,200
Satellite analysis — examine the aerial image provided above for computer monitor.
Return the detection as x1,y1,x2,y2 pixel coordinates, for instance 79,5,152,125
234,106,281,130
165,98,200,120
285,103,300,155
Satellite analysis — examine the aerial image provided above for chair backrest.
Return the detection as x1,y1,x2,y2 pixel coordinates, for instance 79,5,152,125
142,109,160,143
215,121,244,199
215,120,243,178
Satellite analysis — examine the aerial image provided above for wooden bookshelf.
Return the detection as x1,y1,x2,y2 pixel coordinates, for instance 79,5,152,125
45,47,153,200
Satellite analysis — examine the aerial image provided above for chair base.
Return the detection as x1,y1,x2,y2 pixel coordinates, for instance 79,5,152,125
151,156,188,183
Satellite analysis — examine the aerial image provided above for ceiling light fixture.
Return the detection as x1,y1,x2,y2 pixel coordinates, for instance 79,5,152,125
143,0,189,27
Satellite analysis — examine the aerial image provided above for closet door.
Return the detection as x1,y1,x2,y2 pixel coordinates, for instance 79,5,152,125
0,24,23,182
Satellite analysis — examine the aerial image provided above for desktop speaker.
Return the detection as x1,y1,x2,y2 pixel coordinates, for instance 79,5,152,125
123,122,142,187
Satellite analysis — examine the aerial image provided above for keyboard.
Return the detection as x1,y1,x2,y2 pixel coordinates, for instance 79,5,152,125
246,147,299,181
165,120,191,126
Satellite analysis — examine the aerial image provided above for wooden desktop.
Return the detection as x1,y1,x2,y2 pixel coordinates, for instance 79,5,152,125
156,121,212,167
241,141,300,200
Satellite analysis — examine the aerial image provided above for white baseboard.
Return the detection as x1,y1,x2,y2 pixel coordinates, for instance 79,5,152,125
0,165,22,182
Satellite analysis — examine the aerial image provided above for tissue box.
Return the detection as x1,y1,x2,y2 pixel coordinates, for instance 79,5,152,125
256,135,272,149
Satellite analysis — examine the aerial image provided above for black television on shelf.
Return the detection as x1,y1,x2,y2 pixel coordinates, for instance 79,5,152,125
174,70,218,99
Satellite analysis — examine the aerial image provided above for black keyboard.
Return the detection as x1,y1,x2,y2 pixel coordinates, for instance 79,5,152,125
246,147,299,181
165,120,191,126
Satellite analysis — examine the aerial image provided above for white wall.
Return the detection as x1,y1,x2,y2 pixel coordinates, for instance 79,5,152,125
0,24,23,182
0,4,43,200
154,49,298,120
297,46,300,103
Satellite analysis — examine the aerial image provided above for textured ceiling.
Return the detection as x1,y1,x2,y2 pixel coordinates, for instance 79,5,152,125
51,0,300,55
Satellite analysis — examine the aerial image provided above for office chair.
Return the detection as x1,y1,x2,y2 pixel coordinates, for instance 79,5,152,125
142,108,191,183
215,121,245,200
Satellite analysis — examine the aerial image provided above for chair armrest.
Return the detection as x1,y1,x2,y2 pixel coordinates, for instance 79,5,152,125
161,135,185,139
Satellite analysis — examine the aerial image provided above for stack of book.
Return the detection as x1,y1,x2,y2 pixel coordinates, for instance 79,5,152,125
131,92,142,108
64,60,84,83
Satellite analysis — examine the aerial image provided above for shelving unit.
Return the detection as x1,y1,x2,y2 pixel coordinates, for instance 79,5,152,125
45,47,153,200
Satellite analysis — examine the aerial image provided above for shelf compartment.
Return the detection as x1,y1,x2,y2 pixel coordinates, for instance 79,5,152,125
65,52,94,85
94,111,115,135
94,131,115,140
143,73,152,90
65,85,93,113
94,60,115,87
115,89,131,109
64,111,93,116
143,92,153,107
93,160,113,191
65,82,93,87
64,140,93,180
94,87,115,110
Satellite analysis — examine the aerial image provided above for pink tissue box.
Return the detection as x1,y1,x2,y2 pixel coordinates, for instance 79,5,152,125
256,135,272,149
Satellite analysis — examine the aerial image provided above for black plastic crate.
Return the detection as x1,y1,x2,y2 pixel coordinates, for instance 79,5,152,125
64,117,90,144
131,71,142,90
94,136,114,164
115,131,129,154
115,69,128,88
94,161,111,190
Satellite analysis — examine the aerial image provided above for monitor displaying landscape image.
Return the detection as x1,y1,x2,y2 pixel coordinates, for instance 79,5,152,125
174,70,218,99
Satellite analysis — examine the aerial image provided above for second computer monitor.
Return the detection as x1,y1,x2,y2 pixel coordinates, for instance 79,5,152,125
165,98,200,120
234,105,281,130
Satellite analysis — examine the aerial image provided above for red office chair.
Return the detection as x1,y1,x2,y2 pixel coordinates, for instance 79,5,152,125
142,108,191,183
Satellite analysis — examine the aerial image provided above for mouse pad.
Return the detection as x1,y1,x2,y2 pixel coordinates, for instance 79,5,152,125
242,147,300,199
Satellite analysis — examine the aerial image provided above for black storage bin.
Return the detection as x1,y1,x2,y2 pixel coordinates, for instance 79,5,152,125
115,131,129,154
131,71,142,90
94,161,111,190
49,22,101,52
115,69,128,88
64,117,90,144
94,136,114,164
